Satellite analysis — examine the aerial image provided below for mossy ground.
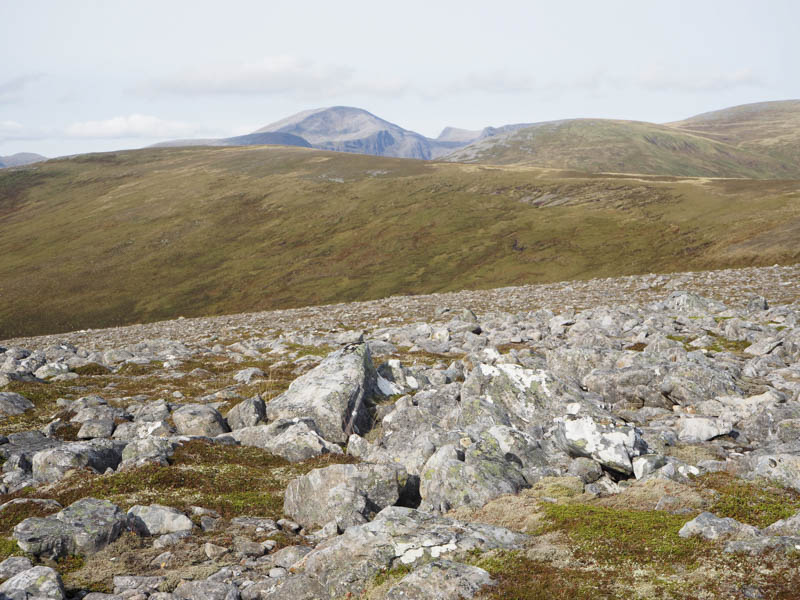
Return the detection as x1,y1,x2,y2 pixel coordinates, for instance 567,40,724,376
457,472,800,599
1,440,357,519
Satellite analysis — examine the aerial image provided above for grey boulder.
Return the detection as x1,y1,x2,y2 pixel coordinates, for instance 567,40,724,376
384,560,492,599
283,463,407,530
128,504,193,536
265,344,378,443
13,498,127,558
0,566,65,600
225,396,266,430
230,418,342,462
0,392,34,417
172,404,230,437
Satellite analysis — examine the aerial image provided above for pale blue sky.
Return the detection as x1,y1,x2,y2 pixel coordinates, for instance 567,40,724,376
1,0,797,156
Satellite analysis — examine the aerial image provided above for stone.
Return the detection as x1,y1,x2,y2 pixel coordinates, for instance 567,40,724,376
556,415,646,475
231,419,342,462
172,580,240,600
568,457,603,483
265,344,378,443
172,404,230,436
301,506,527,598
268,545,312,569
677,416,734,443
225,396,266,430
0,392,34,417
233,367,265,384
678,512,760,540
0,556,33,580
384,560,493,599
32,440,124,483
205,542,229,560
283,463,407,530
128,504,193,536
113,576,166,595
13,497,128,558
0,566,65,600
77,419,116,439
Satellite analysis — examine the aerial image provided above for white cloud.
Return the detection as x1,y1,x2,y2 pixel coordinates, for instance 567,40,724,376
636,67,762,92
145,55,407,98
64,114,199,139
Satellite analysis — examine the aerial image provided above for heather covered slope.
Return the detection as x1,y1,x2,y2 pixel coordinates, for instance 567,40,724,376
442,118,800,178
1,144,799,337
668,99,800,166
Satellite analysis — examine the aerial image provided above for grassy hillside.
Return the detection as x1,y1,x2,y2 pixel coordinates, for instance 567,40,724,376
668,99,800,166
442,118,799,178
1,145,799,338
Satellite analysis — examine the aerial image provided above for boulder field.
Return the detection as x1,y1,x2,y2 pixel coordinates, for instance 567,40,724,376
1,265,800,598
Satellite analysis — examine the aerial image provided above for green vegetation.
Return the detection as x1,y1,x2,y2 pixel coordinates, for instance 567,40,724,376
698,472,800,528
2,440,357,519
444,118,800,178
0,538,22,563
669,100,800,167
1,145,799,338
472,551,610,600
539,503,703,565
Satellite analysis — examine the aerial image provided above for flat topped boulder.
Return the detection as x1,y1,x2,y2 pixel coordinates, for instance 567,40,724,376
172,403,230,436
283,462,407,530
128,504,193,536
299,506,528,598
13,497,128,559
265,344,378,443
0,565,65,600
0,391,34,417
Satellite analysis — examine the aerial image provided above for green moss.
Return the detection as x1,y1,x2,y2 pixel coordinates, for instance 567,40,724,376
470,551,609,599
697,472,800,528
371,562,413,588
2,440,357,520
72,363,110,376
539,504,703,565
0,538,22,562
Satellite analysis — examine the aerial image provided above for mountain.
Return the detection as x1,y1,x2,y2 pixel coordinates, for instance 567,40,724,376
436,123,533,145
0,152,47,168
1,144,798,337
442,117,800,178
256,106,462,159
152,131,311,149
668,99,800,166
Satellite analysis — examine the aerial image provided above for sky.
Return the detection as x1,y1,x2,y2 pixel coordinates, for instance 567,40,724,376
1,0,798,157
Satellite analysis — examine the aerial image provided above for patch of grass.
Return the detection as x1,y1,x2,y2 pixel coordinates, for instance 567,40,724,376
116,362,156,376
539,503,703,565
2,440,358,520
0,380,75,434
703,334,751,354
472,551,611,600
371,562,414,588
72,363,110,376
696,472,800,528
0,538,22,563
625,342,647,351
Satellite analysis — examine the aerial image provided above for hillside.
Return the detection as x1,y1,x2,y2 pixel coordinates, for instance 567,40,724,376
668,99,800,166
1,144,799,338
442,118,800,178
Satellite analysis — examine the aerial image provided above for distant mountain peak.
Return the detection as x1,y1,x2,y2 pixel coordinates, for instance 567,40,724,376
0,152,48,168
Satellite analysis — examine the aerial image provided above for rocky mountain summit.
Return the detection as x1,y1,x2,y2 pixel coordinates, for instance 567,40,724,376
2,264,800,598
